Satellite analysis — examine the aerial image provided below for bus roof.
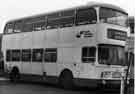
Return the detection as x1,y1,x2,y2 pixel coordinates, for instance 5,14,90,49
6,2,127,24
85,2,126,13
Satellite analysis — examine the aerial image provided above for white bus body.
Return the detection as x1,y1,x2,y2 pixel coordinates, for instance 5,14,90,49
2,2,129,88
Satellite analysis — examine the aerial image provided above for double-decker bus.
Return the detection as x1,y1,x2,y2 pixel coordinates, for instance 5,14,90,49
2,2,129,88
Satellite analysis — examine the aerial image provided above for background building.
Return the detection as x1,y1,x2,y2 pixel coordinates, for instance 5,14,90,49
0,34,3,71
126,16,134,94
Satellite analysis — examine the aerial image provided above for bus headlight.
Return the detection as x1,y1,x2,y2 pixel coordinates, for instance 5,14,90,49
101,71,112,78
101,71,122,78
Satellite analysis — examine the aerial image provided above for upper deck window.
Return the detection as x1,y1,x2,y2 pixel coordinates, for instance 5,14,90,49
33,21,46,31
99,7,128,27
76,8,97,25
58,9,75,27
5,23,14,34
47,10,75,29
14,21,23,33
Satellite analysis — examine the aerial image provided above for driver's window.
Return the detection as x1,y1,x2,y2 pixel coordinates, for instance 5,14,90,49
98,47,109,64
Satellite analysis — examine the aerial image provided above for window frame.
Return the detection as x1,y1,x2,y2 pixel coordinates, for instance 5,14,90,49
76,7,97,25
82,47,96,63
6,50,12,61
13,20,23,33
21,49,31,62
4,23,14,34
98,46,110,64
98,44,126,66
32,48,43,62
46,9,75,29
32,21,47,31
11,49,21,62
44,48,57,62
99,7,128,27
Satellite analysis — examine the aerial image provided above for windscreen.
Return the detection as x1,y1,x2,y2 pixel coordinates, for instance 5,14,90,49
99,7,128,27
98,45,126,66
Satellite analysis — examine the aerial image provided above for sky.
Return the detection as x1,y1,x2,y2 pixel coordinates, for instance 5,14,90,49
0,0,134,33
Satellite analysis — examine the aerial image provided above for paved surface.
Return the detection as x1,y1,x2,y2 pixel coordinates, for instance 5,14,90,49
0,77,120,94
0,78,9,81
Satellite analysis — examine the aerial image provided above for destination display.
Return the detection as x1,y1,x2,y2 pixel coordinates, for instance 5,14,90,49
107,29,127,41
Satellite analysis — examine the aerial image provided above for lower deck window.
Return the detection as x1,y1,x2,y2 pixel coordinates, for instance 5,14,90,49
82,47,96,63
11,50,21,61
22,49,31,62
6,50,11,61
44,48,57,62
32,49,43,62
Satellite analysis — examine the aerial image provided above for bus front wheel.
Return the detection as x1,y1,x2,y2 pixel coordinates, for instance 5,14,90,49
59,70,74,89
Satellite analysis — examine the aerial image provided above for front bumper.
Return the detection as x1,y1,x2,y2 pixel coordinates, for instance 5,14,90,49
74,78,121,88
101,79,121,85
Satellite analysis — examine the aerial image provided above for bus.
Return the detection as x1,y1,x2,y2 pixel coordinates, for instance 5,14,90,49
2,2,129,89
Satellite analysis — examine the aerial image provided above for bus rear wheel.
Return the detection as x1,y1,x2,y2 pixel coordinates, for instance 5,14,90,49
59,70,74,89
9,67,20,82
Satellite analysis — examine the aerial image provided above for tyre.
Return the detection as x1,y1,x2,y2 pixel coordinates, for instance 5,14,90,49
9,68,20,82
59,70,74,89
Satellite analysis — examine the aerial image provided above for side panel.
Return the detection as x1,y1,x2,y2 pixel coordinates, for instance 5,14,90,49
30,31,45,75
57,25,97,78
20,32,33,74
43,29,59,76
57,47,81,78
2,34,23,73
